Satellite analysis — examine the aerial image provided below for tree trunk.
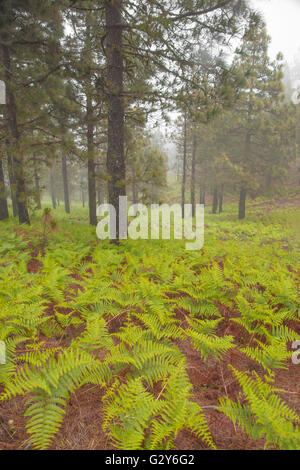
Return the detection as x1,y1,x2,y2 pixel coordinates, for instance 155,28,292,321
1,39,30,224
61,154,70,214
0,156,9,220
212,186,218,214
6,150,18,216
200,187,206,205
190,134,197,217
87,128,97,225
218,184,224,213
81,174,85,207
181,110,187,217
239,129,250,220
50,164,56,209
132,167,138,205
133,186,138,206
34,166,42,210
238,187,247,220
85,15,97,226
106,0,126,240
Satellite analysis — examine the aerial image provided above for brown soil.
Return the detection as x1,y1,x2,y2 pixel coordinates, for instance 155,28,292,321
2,302,300,451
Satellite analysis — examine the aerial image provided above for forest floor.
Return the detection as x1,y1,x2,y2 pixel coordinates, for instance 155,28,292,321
0,190,300,450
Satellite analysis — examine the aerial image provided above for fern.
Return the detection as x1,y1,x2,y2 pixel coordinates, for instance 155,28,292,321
1,349,108,449
219,367,300,450
185,318,234,361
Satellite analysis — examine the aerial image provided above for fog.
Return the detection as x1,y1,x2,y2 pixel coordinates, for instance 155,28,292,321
251,0,300,62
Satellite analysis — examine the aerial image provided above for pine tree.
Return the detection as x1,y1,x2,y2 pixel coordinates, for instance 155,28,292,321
0,1,64,224
100,0,249,238
228,14,296,218
64,3,107,226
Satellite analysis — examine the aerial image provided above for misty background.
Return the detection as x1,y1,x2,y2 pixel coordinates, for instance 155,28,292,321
164,0,300,174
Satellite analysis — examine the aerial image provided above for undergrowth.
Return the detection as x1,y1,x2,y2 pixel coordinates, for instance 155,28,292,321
0,202,300,450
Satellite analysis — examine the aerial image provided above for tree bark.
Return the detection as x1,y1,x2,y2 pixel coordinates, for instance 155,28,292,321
87,115,97,225
6,150,18,216
239,129,250,220
181,110,187,217
218,184,224,213
50,164,56,209
199,186,206,205
132,185,138,206
238,187,247,220
1,39,30,224
0,156,9,220
212,186,218,214
132,166,138,205
190,134,197,217
105,0,126,239
85,15,97,226
61,154,70,214
34,165,42,210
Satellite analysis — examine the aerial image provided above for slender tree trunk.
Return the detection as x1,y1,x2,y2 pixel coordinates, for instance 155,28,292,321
96,158,103,207
132,185,138,205
218,184,224,213
0,156,9,220
1,39,30,224
61,154,70,214
87,118,97,225
33,153,41,210
212,186,218,214
106,0,126,240
85,16,97,226
238,187,247,220
176,159,180,182
239,130,250,220
132,167,138,205
200,186,206,205
6,150,18,216
34,166,42,210
81,174,85,207
50,164,56,209
200,162,207,206
181,110,187,217
190,134,197,217
87,156,97,224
